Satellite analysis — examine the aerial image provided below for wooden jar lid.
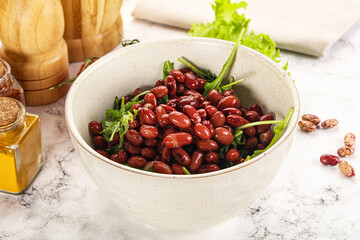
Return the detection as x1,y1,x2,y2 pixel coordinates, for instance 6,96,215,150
0,97,20,126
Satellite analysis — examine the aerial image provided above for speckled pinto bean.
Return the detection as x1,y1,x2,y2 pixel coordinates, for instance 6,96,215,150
344,133,355,147
298,121,316,132
337,146,354,157
301,114,321,125
339,160,355,177
321,119,338,129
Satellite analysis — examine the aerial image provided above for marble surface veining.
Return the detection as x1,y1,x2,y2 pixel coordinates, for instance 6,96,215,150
1,0,360,239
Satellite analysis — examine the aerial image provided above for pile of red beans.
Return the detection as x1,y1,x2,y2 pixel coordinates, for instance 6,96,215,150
89,68,275,174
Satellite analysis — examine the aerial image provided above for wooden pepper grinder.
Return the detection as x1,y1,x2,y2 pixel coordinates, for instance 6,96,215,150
0,0,70,106
61,0,124,62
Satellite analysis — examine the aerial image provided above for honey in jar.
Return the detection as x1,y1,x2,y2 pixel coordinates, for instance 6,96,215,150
0,97,44,194
0,58,25,105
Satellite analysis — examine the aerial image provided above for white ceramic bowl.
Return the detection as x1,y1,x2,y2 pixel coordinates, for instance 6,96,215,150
65,37,300,231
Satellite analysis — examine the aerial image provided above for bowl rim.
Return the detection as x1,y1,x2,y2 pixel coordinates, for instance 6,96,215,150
65,37,300,179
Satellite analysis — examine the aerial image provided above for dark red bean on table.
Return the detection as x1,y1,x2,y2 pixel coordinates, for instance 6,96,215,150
260,129,274,146
194,123,211,140
144,93,157,106
320,154,340,166
117,149,128,163
184,72,199,90
161,147,171,163
172,148,191,165
169,111,191,129
89,121,102,136
242,137,259,150
124,141,141,155
197,139,219,152
172,163,185,174
150,86,168,99
206,89,223,106
93,135,107,149
217,96,241,110
244,110,259,122
125,129,143,147
225,149,240,162
222,107,242,116
214,127,233,145
96,149,110,158
183,105,201,124
140,125,159,138
133,88,143,98
226,114,248,127
190,150,204,172
204,151,219,163
197,164,220,173
165,75,177,96
210,111,226,127
197,109,207,120
153,161,172,174
170,69,185,83
129,119,140,129
127,156,147,168
250,104,263,116
163,132,193,149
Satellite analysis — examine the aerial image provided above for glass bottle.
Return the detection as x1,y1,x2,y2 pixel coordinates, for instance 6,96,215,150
0,97,44,194
0,58,25,105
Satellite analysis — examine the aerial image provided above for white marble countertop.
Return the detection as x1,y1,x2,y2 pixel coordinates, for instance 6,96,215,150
1,0,360,239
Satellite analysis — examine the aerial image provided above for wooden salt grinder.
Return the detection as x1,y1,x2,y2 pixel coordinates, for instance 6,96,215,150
61,0,124,62
0,0,70,106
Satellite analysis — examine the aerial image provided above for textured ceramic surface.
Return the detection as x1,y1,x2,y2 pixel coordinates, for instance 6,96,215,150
65,37,300,231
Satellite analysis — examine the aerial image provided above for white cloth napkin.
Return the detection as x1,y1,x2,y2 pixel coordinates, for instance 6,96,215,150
132,0,360,57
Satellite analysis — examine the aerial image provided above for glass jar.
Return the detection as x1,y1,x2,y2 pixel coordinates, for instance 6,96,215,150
0,97,44,194
0,58,25,105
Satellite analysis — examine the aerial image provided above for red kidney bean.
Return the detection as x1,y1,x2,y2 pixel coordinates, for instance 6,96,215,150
172,163,185,174
144,93,157,106
166,99,178,109
150,86,168,99
205,105,218,117
234,158,245,165
243,126,257,137
255,144,265,150
184,72,199,90
164,128,177,137
153,161,172,174
225,149,240,162
141,147,157,159
242,137,259,150
210,111,226,127
179,67,191,74
205,151,219,163
178,95,200,109
128,156,147,168
222,125,233,133
125,129,143,147
257,114,275,135
197,109,207,120
196,139,218,151
95,149,110,158
194,123,211,140
117,149,128,163
144,138,158,147
177,83,185,95
155,79,165,86
202,120,215,138
131,103,142,112
169,111,191,128
197,164,220,173
123,96,131,104
172,148,191,165
206,89,223,106
140,125,159,139
143,103,155,111
161,147,171,163
161,104,176,113
133,88,143,98
142,108,157,125
226,114,248,127
107,132,120,148
222,89,234,97
250,104,263,116
184,90,201,96
155,106,168,128
89,121,102,136
163,132,193,149
189,150,204,172
182,105,201,124
170,69,185,83
244,110,259,122
217,96,241,110
93,135,107,149
214,127,233,145
157,141,165,154
240,107,248,115
197,78,206,91
260,129,274,146
200,101,211,108
320,154,340,166
165,75,177,96
129,119,140,129
124,141,141,155
222,107,242,116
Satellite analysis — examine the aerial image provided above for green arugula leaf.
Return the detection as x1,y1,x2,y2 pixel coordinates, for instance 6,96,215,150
163,60,174,80
248,107,294,160
177,58,217,82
